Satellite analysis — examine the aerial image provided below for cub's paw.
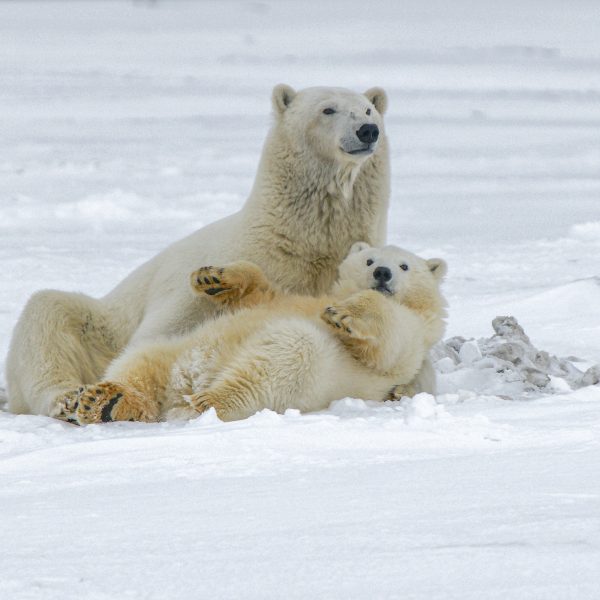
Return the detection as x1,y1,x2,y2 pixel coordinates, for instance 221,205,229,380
53,382,158,425
321,306,373,340
167,392,231,421
385,383,415,402
165,395,204,421
51,388,84,425
190,266,230,298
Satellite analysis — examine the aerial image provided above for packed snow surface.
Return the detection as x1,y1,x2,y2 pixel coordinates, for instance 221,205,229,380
1,1,599,598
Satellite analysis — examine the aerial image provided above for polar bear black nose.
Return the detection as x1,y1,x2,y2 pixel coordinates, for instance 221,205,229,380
373,266,392,282
356,124,379,144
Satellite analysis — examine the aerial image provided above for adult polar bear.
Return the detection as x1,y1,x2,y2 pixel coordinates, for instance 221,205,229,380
7,85,393,417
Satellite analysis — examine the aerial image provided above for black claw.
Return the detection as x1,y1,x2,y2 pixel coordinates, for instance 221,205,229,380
205,287,226,295
204,277,211,284
212,277,220,284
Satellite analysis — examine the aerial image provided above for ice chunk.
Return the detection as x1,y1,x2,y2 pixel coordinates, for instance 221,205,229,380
459,340,483,365
435,357,456,374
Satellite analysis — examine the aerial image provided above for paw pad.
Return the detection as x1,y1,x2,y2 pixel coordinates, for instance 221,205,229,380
193,266,232,297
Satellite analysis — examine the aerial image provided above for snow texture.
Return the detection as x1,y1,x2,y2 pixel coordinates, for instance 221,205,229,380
1,1,600,599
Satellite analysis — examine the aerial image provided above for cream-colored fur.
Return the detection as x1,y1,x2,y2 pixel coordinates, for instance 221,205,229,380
6,85,391,417
52,244,447,424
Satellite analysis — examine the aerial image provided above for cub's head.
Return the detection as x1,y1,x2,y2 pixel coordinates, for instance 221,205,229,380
335,242,447,312
271,84,387,164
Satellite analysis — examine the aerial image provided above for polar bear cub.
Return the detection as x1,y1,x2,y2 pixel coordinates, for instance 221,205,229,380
53,244,447,424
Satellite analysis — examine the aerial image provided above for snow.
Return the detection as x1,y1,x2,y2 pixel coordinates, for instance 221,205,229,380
1,1,599,598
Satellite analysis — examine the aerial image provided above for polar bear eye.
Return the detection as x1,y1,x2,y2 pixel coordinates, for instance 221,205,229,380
366,108,371,115
323,108,335,115
366,259,374,266
400,263,409,271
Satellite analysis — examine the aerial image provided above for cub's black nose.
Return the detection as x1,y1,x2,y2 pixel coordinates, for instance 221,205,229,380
356,123,379,144
373,266,392,282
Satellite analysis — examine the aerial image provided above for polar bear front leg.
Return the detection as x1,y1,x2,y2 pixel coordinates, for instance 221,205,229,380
53,382,160,425
321,290,392,371
386,355,437,398
190,261,278,311
321,290,386,342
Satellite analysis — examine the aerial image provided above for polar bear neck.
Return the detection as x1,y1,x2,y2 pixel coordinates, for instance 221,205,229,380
327,162,362,202
248,134,384,238
240,129,389,294
257,152,371,249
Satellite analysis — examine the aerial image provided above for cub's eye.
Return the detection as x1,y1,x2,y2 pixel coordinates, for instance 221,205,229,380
323,108,335,115
366,108,371,115
366,259,374,266
400,263,409,271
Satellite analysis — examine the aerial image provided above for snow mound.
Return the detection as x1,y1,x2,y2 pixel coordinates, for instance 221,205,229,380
434,316,600,399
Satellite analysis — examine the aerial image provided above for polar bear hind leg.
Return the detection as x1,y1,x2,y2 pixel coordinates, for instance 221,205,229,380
6,290,122,417
54,381,158,425
55,336,188,424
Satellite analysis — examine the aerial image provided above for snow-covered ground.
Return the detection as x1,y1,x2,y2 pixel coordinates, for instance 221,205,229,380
1,1,599,598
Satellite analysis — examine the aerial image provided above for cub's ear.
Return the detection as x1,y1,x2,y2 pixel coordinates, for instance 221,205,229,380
426,258,448,281
348,241,371,255
364,87,388,115
272,84,296,115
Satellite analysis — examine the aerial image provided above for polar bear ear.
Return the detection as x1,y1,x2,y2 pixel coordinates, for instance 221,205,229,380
427,258,448,281
364,87,388,115
272,84,296,115
348,241,371,255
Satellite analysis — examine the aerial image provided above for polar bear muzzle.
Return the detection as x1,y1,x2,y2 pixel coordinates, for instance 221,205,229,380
372,266,393,295
356,124,379,144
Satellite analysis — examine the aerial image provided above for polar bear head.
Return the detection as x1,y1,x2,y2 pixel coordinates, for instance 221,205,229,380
335,242,447,312
272,84,387,164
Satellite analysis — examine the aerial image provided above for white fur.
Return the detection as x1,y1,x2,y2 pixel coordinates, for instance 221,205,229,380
94,243,446,422
333,244,448,394
6,85,390,416
160,243,447,420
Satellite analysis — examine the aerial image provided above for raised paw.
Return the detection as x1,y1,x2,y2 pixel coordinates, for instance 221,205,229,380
53,382,159,425
191,266,230,297
321,306,373,340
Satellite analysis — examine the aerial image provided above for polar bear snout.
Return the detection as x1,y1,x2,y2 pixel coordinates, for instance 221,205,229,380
373,266,392,282
356,124,379,144
372,265,393,295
